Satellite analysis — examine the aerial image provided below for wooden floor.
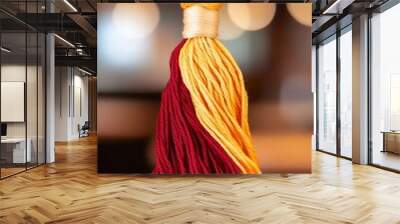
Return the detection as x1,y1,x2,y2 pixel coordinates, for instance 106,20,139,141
0,136,400,223
373,150,400,171
1,167,26,178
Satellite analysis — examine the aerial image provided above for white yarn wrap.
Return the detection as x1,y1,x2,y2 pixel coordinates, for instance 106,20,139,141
182,6,219,38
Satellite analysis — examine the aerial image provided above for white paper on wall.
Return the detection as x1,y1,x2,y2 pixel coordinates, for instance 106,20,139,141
1,81,25,122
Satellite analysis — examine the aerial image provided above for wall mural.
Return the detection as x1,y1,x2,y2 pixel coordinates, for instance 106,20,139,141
97,3,312,174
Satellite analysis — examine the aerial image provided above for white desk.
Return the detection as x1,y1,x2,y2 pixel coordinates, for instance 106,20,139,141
1,138,31,163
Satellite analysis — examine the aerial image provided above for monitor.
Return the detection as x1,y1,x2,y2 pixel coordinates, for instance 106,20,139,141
1,123,7,137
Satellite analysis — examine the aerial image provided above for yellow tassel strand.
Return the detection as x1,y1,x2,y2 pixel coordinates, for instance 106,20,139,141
179,3,261,174
180,3,223,11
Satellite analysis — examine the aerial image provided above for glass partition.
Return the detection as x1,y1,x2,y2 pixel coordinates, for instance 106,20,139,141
317,36,337,154
0,2,46,179
1,31,28,177
27,31,38,169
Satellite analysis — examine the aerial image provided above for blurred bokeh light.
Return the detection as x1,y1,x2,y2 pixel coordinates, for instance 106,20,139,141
286,3,312,27
219,5,244,40
112,3,160,40
227,3,276,31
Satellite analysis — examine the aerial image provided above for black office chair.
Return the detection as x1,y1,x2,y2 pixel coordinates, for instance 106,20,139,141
79,121,90,138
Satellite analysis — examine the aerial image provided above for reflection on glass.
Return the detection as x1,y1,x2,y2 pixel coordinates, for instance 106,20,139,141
340,29,352,158
371,4,400,171
318,37,337,154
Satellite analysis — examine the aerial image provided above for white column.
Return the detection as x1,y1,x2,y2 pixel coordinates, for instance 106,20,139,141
352,14,369,164
55,67,73,141
46,32,55,163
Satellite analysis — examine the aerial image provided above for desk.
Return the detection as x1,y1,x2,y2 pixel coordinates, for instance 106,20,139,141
1,138,31,163
382,131,400,154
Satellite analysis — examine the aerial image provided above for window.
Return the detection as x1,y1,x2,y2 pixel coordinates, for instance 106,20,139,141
317,36,337,154
316,27,353,159
370,3,400,171
339,28,352,158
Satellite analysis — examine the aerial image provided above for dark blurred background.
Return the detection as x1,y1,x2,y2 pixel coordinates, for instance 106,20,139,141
97,3,312,173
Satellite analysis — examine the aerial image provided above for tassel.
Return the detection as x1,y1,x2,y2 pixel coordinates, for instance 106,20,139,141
153,40,242,174
153,3,260,174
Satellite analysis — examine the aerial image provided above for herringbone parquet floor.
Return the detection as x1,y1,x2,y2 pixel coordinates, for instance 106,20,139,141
1,136,400,224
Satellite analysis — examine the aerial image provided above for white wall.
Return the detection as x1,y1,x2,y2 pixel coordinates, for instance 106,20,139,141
55,67,89,141
55,66,70,141
1,65,39,138
72,73,89,138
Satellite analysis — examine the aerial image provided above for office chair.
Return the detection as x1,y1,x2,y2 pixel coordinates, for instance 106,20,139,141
79,121,90,138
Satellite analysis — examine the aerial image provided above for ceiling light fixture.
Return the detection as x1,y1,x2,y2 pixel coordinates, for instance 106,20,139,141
76,48,85,56
78,67,93,76
63,0,78,12
54,34,75,48
323,0,354,15
1,47,11,53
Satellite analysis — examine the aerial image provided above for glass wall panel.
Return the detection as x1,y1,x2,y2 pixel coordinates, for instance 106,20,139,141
0,1,46,179
26,0,41,169
339,29,352,158
371,3,400,171
1,31,27,177
317,36,337,154
27,31,38,169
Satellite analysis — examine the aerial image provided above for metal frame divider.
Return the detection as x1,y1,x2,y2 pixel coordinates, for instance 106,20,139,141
367,10,373,166
336,28,342,158
36,0,39,168
25,1,28,171
315,44,320,151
